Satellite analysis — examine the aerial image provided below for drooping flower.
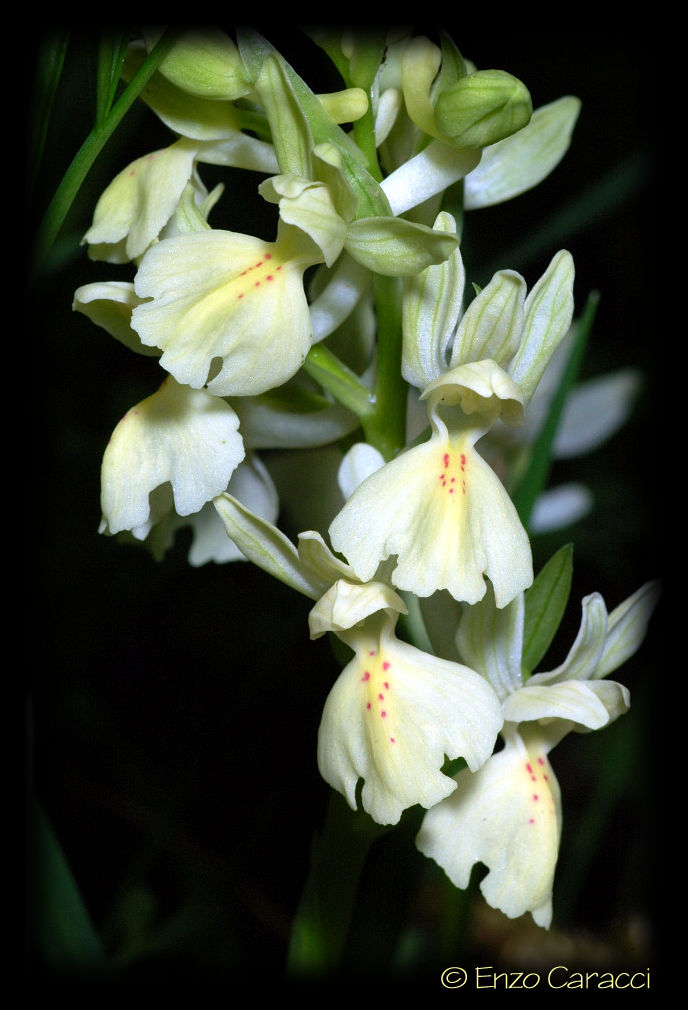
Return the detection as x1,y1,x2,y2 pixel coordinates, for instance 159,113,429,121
416,578,659,927
210,494,504,825
311,579,503,826
329,359,532,607
99,375,244,540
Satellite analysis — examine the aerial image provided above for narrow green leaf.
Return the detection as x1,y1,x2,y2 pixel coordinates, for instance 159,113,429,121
30,29,179,284
29,795,105,974
238,28,388,217
512,290,598,525
522,543,574,677
96,29,130,125
27,31,70,201
347,31,387,91
438,31,468,88
254,54,314,177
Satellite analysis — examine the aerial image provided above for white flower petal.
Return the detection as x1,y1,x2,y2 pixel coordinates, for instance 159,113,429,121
374,87,402,146
318,619,503,825
132,230,314,397
422,359,525,426
185,454,279,566
337,442,385,500
381,140,481,216
456,590,525,701
529,483,593,534
503,680,617,730
309,253,370,342
308,579,406,639
553,370,641,458
449,270,526,371
531,593,608,685
100,377,244,535
508,250,575,404
329,426,532,607
595,580,661,680
73,281,159,357
232,392,358,450
83,139,199,262
464,96,581,210
416,727,561,928
402,211,464,389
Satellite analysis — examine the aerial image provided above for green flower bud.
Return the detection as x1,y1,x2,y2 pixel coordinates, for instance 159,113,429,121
143,29,250,100
434,69,532,149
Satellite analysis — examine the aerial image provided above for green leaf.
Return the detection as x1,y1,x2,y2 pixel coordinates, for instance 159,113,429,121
29,794,105,974
30,29,180,284
512,288,597,526
522,543,574,677
254,54,314,177
28,31,70,201
438,31,468,89
347,31,387,91
96,29,130,125
287,791,387,979
464,96,581,211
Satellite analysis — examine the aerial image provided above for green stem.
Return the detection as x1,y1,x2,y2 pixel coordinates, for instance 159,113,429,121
29,29,179,285
286,791,387,980
352,104,383,183
363,274,407,459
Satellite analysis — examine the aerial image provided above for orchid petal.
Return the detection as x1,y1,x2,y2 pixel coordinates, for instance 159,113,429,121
73,281,158,357
132,228,316,397
417,725,560,927
317,615,503,825
100,377,244,536
553,369,641,459
464,96,581,210
456,590,525,701
402,212,465,388
329,420,532,607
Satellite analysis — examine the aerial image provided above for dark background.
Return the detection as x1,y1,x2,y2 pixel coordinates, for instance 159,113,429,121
28,28,664,986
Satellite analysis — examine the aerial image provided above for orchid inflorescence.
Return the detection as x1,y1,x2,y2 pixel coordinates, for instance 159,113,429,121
72,27,658,935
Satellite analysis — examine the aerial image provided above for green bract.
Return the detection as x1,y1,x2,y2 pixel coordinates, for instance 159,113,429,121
142,28,251,100
434,69,533,149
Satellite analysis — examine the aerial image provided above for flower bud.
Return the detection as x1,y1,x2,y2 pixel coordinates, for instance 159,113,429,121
144,29,250,100
434,69,532,149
